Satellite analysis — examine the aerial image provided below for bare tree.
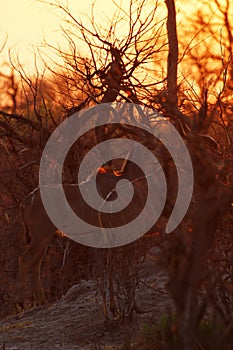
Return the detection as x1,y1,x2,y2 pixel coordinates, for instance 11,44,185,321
40,0,167,108
178,0,233,151
165,0,178,110
156,2,233,349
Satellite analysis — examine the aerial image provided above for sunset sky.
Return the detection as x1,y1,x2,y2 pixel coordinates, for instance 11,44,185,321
0,0,122,69
0,2,176,58
1,0,119,44
0,0,218,74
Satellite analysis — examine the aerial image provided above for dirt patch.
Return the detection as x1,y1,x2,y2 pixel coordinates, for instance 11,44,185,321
0,252,171,349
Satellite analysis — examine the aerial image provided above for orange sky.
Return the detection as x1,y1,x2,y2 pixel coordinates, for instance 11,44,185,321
0,0,187,71
0,0,222,74
0,1,122,70
0,2,153,63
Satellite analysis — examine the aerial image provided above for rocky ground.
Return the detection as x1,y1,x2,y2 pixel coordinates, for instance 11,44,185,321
0,250,171,350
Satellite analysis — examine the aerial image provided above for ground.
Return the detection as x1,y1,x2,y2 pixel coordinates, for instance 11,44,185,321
0,250,170,349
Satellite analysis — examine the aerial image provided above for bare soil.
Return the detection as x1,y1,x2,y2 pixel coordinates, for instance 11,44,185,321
0,250,171,350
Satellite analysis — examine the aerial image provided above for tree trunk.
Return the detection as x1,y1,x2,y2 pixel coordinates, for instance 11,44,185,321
165,0,178,109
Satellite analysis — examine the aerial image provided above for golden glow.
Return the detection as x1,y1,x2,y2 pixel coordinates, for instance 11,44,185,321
0,0,110,66
1,0,45,42
0,0,167,70
0,0,230,102
0,0,122,70
1,0,58,69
